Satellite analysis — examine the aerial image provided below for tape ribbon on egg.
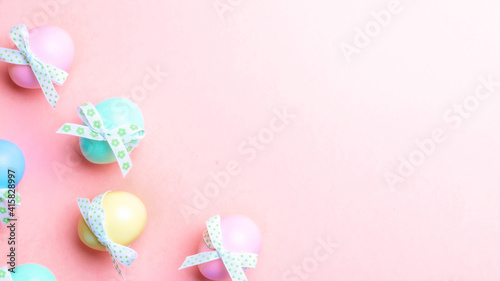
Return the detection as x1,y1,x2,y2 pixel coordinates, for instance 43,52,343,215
0,24,69,109
0,265,13,281
56,102,146,177
0,188,20,226
179,215,259,281
77,192,138,280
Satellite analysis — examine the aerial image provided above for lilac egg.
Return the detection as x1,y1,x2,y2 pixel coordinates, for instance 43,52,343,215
197,215,262,280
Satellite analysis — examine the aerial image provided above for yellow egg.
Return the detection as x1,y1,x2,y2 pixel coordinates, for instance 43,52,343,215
78,191,147,251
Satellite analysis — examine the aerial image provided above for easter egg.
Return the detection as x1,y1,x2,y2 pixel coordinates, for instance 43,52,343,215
10,263,56,281
0,139,25,188
197,215,261,280
8,25,74,89
78,191,147,251
79,98,144,164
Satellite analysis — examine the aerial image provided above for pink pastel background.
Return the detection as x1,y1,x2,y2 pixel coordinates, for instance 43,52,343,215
1,0,500,280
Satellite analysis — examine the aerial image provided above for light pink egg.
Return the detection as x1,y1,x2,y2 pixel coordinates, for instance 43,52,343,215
8,25,74,89
197,215,262,280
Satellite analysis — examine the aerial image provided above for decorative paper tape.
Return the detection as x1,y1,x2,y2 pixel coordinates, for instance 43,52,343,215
0,189,20,226
0,266,12,281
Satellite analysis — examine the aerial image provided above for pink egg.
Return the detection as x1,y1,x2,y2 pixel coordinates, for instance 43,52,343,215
197,215,262,280
8,25,74,89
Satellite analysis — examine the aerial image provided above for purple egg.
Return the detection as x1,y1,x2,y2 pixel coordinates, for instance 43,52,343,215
197,215,262,280
8,25,74,89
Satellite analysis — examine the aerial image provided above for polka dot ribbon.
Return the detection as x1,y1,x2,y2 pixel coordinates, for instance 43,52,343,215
179,215,259,281
0,266,12,281
0,24,69,109
78,192,138,280
0,188,20,226
56,102,145,177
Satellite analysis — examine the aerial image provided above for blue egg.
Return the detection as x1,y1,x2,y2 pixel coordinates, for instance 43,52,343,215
80,98,145,164
11,264,56,281
0,140,25,189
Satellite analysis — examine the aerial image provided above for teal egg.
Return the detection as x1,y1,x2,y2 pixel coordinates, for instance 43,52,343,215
79,98,144,164
11,264,56,281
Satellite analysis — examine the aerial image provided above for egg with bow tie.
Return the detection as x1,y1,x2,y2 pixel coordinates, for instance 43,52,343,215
9,263,56,281
197,215,262,280
77,191,147,251
79,97,145,165
8,25,74,89
0,139,25,188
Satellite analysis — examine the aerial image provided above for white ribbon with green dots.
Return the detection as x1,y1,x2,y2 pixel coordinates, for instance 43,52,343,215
0,24,69,109
78,192,138,280
179,215,259,281
56,102,145,177
0,189,20,226
0,266,12,281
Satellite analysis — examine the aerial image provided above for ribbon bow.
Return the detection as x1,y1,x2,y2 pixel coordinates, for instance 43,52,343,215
0,188,20,226
0,24,69,108
0,266,12,281
56,102,145,177
77,192,138,280
179,215,259,281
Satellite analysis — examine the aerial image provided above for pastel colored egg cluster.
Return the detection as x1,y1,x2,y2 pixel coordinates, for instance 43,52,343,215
0,23,262,281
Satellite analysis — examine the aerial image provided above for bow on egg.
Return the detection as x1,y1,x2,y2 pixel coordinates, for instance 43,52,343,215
0,188,20,226
56,102,145,177
0,24,69,108
179,215,259,281
78,192,138,280
0,265,12,281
